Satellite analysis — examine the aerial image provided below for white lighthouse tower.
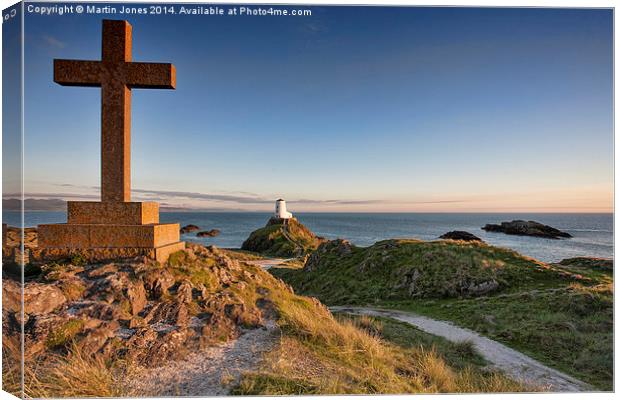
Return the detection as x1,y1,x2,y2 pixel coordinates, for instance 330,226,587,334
275,199,293,220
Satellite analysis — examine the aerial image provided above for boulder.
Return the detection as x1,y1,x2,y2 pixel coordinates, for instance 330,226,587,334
439,231,482,242
466,279,499,296
24,283,66,315
197,229,221,238
482,220,571,239
180,224,200,234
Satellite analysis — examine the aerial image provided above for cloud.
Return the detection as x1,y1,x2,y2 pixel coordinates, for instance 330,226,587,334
13,183,474,209
43,35,66,49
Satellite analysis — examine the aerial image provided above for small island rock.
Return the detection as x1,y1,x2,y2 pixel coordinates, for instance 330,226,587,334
197,229,221,238
482,220,571,239
439,231,482,242
180,224,200,234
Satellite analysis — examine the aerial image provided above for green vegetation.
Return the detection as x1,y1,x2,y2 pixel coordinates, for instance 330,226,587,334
241,218,324,257
386,281,613,390
272,239,613,390
272,239,579,304
45,319,85,349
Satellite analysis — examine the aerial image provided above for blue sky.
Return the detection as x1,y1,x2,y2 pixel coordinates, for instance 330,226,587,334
10,5,614,211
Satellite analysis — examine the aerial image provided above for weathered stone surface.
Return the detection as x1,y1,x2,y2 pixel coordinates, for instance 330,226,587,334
38,223,181,248
439,231,483,242
68,201,159,225
144,268,175,299
127,279,147,315
482,220,572,239
54,20,175,202
176,281,194,304
24,283,67,315
30,241,185,264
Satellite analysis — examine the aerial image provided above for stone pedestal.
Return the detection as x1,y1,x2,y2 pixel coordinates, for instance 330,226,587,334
37,201,184,263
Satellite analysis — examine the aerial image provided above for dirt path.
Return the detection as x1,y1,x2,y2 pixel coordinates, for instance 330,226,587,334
246,258,292,270
126,322,279,396
331,306,589,392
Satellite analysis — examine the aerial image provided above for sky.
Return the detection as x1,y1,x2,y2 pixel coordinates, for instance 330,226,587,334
4,4,614,212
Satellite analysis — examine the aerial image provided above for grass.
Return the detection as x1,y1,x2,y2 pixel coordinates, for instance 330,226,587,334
336,314,487,370
271,239,613,391
385,281,613,390
45,319,85,349
24,342,125,398
233,287,526,395
272,239,580,304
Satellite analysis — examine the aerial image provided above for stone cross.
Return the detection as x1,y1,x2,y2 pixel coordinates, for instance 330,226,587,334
54,19,176,202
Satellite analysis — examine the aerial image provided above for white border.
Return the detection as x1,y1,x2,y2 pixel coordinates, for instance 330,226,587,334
0,1,616,400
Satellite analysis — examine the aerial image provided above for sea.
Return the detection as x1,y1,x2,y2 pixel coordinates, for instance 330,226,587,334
2,211,613,263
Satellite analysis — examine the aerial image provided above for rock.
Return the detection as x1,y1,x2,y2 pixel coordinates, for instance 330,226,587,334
79,321,118,354
439,231,482,242
180,224,200,234
482,220,572,239
2,279,22,314
87,263,119,278
126,279,147,315
24,283,66,315
70,301,123,321
143,268,175,299
467,280,499,296
176,280,194,304
144,301,189,327
196,229,221,238
407,269,421,296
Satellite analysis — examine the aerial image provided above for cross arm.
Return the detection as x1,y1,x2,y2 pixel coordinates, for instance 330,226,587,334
126,62,176,89
54,60,102,87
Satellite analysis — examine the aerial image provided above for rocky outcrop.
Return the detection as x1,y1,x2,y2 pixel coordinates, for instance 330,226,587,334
3,243,291,370
439,231,482,242
197,229,221,238
482,220,572,239
241,218,325,257
180,224,200,234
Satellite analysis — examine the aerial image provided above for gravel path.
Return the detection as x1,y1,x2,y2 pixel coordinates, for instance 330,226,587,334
331,306,590,392
126,322,279,396
247,258,291,270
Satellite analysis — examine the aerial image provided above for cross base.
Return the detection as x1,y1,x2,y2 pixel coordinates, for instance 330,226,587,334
31,241,185,264
68,201,160,225
37,201,183,263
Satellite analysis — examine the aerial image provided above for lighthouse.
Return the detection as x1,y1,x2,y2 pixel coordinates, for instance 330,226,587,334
275,199,293,219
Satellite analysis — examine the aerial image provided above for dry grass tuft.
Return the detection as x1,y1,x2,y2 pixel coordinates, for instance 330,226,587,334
24,342,125,398
235,290,528,395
